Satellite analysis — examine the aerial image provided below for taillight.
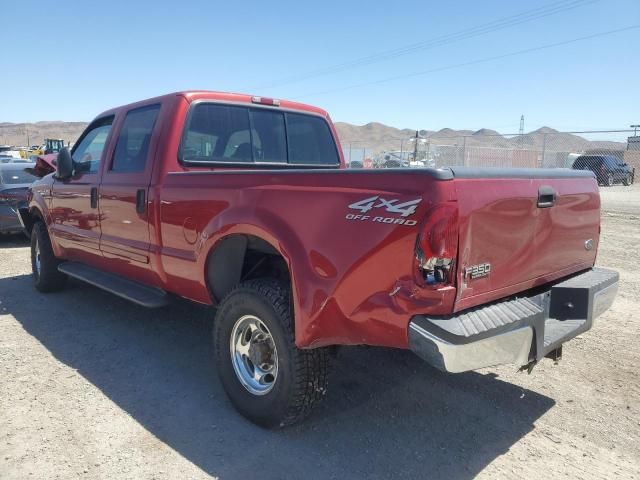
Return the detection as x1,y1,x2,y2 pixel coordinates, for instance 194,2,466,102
415,203,458,286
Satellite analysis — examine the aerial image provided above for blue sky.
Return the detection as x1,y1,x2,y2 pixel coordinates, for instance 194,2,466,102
2,0,638,132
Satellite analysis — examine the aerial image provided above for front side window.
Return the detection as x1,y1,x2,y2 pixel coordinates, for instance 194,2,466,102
111,104,161,172
180,103,339,166
604,157,618,168
72,117,114,174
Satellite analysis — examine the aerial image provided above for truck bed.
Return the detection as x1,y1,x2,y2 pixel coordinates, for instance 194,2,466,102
157,166,598,349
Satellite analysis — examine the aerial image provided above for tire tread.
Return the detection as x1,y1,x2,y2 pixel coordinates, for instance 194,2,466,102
214,278,330,427
31,222,67,292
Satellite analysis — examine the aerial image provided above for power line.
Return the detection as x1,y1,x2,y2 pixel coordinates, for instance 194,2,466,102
250,0,599,91
293,25,639,99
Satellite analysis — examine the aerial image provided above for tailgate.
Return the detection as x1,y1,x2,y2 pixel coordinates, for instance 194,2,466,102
451,168,599,312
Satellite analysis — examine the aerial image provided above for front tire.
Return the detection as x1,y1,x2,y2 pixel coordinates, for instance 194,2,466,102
213,279,330,428
606,173,614,186
31,222,67,292
623,174,632,186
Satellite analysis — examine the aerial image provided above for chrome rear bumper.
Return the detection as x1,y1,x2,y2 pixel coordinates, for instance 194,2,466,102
409,267,618,373
409,323,533,374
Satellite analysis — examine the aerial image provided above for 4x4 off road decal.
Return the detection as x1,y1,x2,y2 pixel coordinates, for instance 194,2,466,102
346,196,421,226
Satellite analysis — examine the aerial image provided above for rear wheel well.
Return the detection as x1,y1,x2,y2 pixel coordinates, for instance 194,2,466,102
206,235,290,303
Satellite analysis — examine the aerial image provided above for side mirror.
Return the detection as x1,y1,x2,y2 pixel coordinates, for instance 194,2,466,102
56,147,73,179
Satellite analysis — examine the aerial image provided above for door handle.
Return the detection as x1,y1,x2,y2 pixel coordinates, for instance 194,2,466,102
90,187,98,209
537,185,556,208
136,189,146,214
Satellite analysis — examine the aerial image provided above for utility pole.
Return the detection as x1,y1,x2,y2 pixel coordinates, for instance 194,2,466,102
519,115,525,149
462,136,467,166
406,130,428,165
629,125,640,152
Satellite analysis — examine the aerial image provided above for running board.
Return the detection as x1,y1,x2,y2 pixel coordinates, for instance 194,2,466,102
58,262,169,308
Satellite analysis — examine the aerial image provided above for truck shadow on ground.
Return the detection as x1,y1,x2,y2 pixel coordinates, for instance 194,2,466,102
1,273,555,479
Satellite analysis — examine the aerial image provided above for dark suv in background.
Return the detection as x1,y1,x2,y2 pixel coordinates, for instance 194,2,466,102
572,154,634,186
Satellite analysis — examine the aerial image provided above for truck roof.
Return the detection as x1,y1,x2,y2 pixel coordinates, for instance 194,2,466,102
94,90,330,121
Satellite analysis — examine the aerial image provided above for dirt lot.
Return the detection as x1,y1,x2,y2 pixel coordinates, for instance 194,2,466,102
1,184,639,480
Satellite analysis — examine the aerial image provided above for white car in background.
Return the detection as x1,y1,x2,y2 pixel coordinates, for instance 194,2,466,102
0,155,30,164
0,149,22,159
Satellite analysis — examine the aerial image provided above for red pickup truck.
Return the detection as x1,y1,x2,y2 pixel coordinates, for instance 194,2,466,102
19,91,618,428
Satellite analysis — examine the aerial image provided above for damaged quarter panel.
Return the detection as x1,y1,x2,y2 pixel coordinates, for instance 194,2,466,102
158,169,458,349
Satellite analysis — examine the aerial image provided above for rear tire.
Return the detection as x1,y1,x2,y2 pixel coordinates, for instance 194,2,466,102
213,278,330,428
623,174,632,186
31,222,67,292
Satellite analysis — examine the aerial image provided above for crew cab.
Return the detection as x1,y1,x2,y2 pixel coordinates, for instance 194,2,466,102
19,91,619,428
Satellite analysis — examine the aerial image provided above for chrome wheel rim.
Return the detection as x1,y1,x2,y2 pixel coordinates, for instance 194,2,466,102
230,315,278,395
34,237,41,276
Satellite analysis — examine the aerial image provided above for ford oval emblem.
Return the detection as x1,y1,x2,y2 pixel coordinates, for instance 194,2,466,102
584,239,594,251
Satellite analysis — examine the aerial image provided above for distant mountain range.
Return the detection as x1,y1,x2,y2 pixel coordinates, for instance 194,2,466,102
0,121,88,147
0,120,626,154
333,122,626,154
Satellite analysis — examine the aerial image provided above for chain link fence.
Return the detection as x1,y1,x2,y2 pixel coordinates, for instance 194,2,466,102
343,129,640,173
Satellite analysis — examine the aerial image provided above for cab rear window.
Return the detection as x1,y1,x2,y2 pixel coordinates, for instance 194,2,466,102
180,103,339,167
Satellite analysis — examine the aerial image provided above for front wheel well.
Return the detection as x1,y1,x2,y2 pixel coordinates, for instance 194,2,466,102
206,234,290,303
20,207,43,236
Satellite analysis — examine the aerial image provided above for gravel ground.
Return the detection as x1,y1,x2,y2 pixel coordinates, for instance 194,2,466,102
1,184,639,479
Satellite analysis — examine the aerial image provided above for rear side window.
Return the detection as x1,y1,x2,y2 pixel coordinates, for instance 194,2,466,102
573,156,601,170
180,103,339,166
112,104,161,172
72,117,114,174
0,168,36,184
